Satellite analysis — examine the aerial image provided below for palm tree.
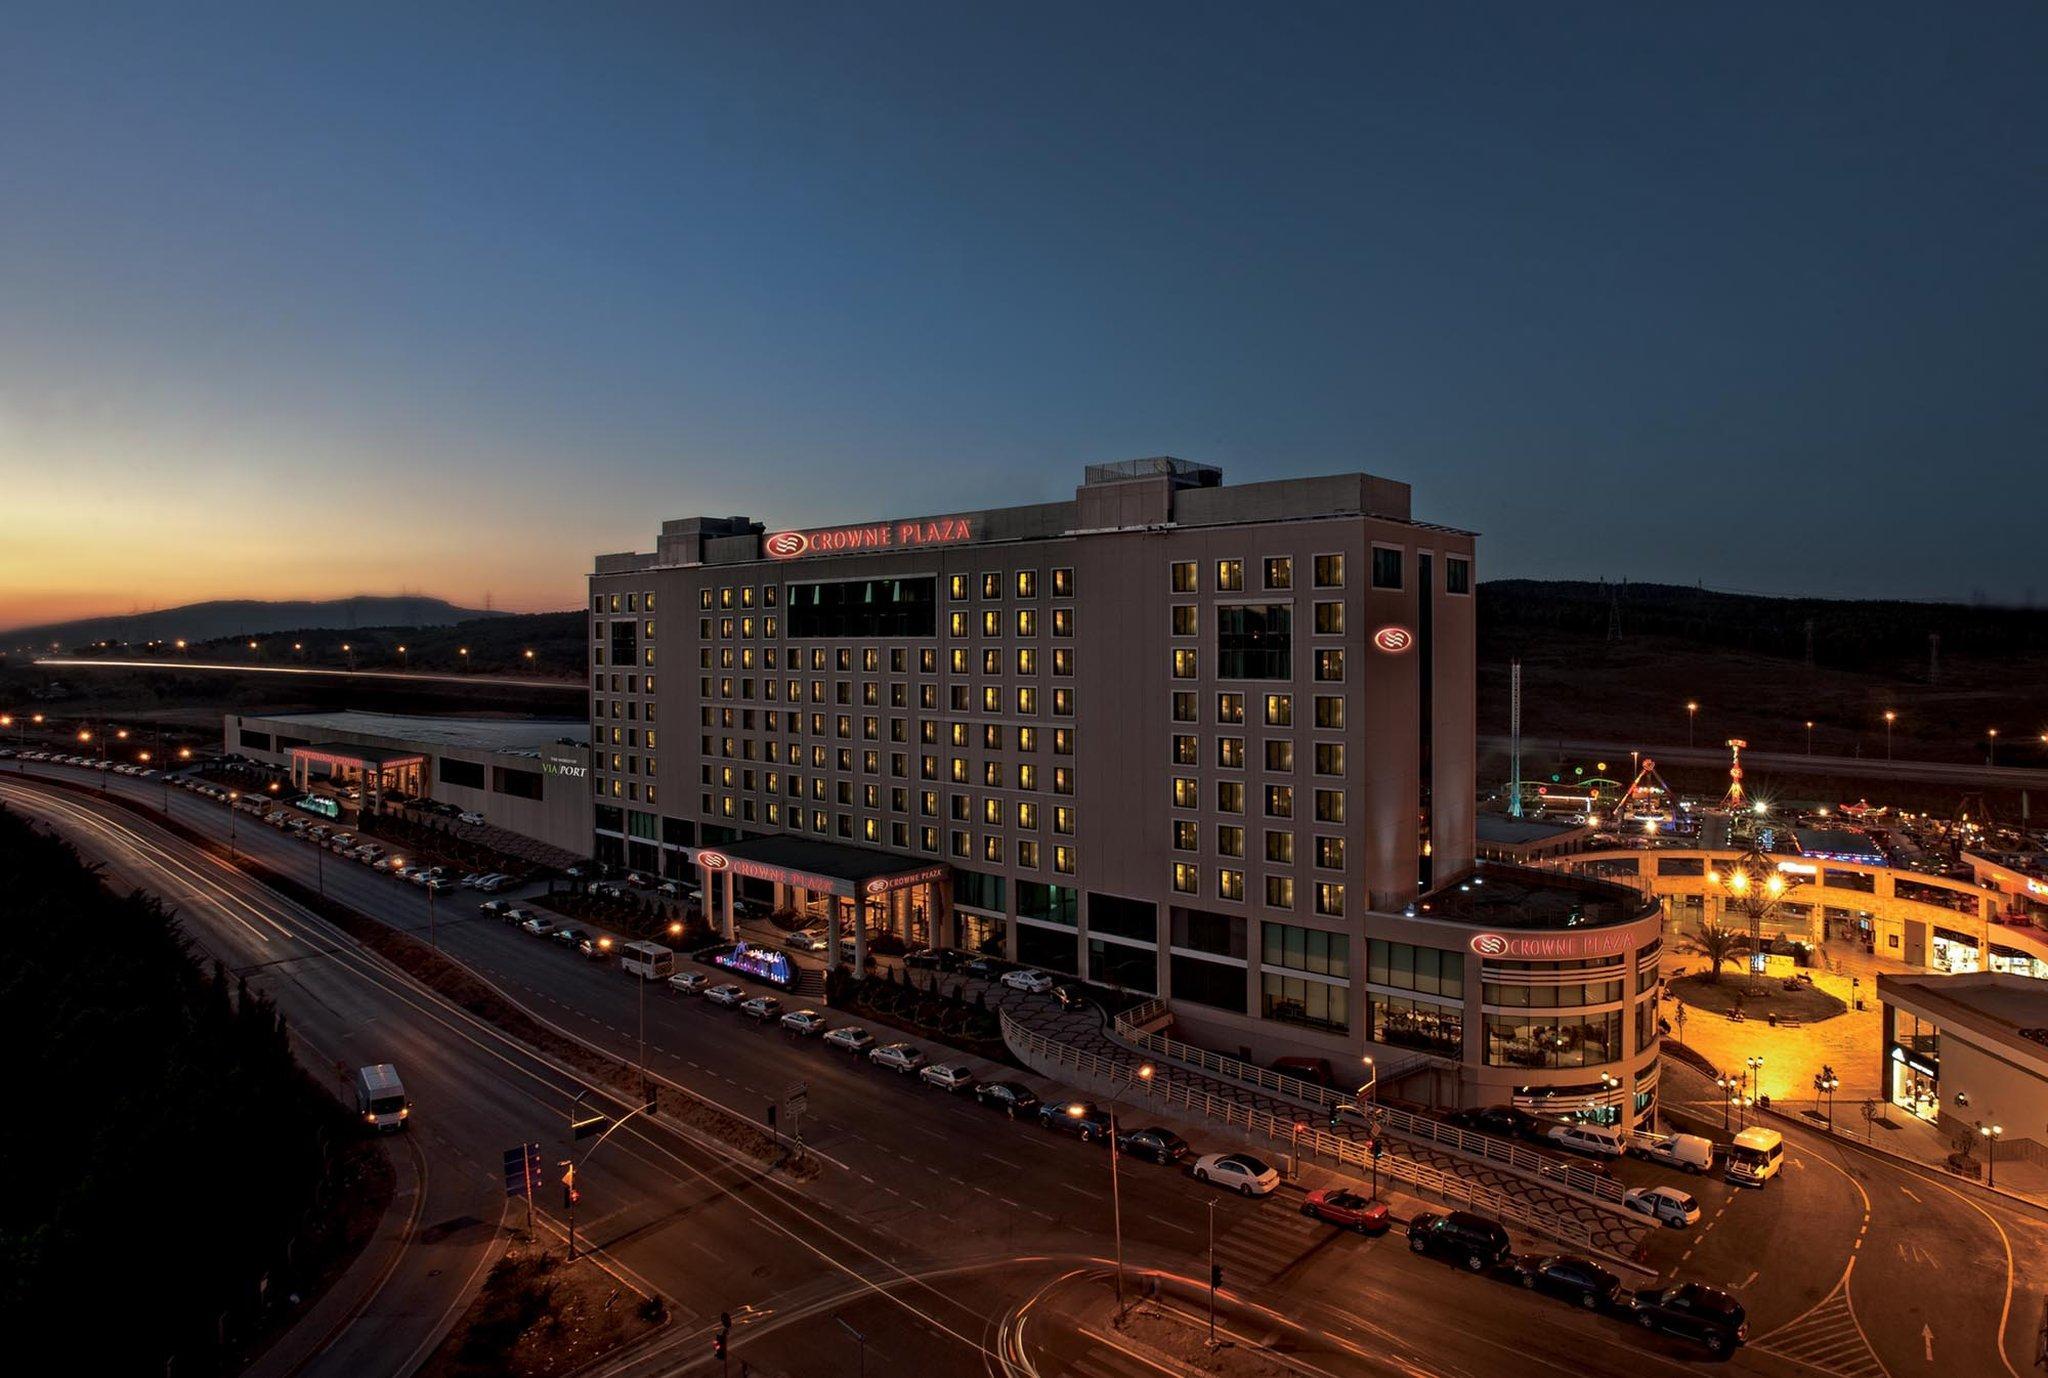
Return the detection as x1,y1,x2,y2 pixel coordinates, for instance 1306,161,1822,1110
1683,917,1749,983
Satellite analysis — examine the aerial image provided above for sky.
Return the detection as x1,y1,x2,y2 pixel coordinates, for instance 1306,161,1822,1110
2,3,2044,629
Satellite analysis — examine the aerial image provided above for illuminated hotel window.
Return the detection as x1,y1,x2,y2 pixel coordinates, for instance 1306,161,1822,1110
1051,608,1072,637
1018,840,1039,868
1315,743,1345,775
1052,568,1073,597
1265,785,1294,818
1264,557,1292,590
1315,649,1344,682
984,797,1004,825
984,835,1003,863
1174,821,1198,851
1053,846,1075,875
1266,830,1294,864
1016,570,1037,597
720,587,734,609
1171,561,1197,593
982,686,1001,712
1172,605,1197,636
1173,776,1198,809
984,723,1005,749
1216,559,1243,591
920,648,938,673
1218,824,1244,858
1219,737,1245,768
1017,648,1037,674
984,761,1005,788
1054,806,1074,834
1052,767,1073,795
1174,863,1199,894
952,648,969,674
1315,882,1345,917
950,574,968,600
1219,869,1245,901
1016,609,1037,636
1173,692,1198,723
951,722,970,748
982,611,1001,637
1218,781,1244,814
1265,741,1294,771
1314,695,1344,729
699,589,712,609
1172,649,1198,679
950,611,968,637
1018,801,1037,829
1017,686,1038,714
1174,735,1199,766
982,571,1001,599
1266,876,1294,908
1315,789,1345,823
1265,693,1292,726
1052,688,1073,716
1314,601,1344,635
921,826,939,852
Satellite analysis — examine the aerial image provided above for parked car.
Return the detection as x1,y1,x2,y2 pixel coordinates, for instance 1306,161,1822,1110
823,1025,876,1054
424,877,454,894
783,929,829,953
458,811,485,826
1546,1122,1627,1160
868,1042,927,1074
1446,1105,1548,1142
1623,1185,1702,1229
1505,1254,1622,1310
1302,1187,1389,1233
919,1063,976,1093
1039,1100,1114,1143
551,926,590,949
1192,1153,1281,1197
961,957,1005,980
974,1081,1040,1117
520,915,558,937
704,983,746,1007
1114,1127,1189,1164
1627,1282,1748,1355
473,873,510,893
478,899,510,916
502,905,535,926
779,1009,829,1037
1407,1211,1513,1271
739,995,784,1020
1000,968,1056,994
668,971,710,995
578,935,611,959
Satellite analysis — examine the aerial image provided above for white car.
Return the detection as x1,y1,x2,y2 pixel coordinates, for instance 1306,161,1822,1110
1192,1152,1282,1197
474,874,510,893
779,1009,829,1036
868,1042,927,1074
704,983,746,1007
1546,1123,1626,1160
739,995,784,1020
823,1025,875,1054
520,915,557,937
458,811,486,826
668,971,710,995
1624,1185,1702,1229
783,929,829,953
1000,968,1057,994
919,1063,975,1093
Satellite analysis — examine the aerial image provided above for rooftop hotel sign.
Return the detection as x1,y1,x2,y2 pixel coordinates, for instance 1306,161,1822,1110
1470,928,1635,960
764,516,978,560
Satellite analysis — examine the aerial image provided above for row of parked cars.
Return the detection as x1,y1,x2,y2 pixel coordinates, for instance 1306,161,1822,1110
10,749,164,775
479,899,618,958
1406,1209,1748,1356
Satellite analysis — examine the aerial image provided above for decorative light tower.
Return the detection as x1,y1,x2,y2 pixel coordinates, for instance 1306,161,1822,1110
1706,842,1801,992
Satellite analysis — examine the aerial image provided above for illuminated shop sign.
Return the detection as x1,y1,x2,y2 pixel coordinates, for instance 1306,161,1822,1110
541,755,586,779
764,516,979,560
712,943,795,990
1372,625,1415,653
1888,1045,1938,1078
864,865,950,894
1470,929,1636,960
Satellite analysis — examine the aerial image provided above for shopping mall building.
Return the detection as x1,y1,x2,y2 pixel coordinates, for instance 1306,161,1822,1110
588,458,1666,1126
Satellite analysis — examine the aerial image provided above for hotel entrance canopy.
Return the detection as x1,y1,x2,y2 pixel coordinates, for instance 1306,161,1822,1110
694,836,947,901
288,743,427,773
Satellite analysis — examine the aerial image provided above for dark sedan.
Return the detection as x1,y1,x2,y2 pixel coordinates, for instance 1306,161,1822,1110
1446,1105,1548,1142
1114,1127,1189,1163
1505,1254,1622,1310
1629,1282,1748,1355
1301,1188,1390,1234
1037,1100,1113,1143
975,1081,1041,1117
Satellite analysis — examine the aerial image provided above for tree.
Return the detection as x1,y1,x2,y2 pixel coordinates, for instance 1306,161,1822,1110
1683,917,1749,983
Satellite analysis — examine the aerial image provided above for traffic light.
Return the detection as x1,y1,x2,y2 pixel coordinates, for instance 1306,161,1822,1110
561,1162,580,1208
1370,1138,1385,1160
713,1333,726,1361
1210,1264,1224,1290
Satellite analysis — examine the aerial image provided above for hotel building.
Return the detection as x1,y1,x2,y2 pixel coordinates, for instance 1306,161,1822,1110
589,459,1663,1126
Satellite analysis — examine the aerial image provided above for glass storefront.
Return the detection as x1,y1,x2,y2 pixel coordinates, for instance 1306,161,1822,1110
1483,1009,1623,1069
1889,1010,1940,1122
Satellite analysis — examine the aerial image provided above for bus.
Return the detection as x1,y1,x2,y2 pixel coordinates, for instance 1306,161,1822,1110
1724,1127,1783,1187
618,941,675,981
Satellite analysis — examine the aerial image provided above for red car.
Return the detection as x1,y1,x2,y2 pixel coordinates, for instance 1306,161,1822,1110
1302,1188,1389,1234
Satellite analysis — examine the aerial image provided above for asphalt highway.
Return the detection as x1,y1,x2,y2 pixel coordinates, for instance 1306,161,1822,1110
8,757,2044,1378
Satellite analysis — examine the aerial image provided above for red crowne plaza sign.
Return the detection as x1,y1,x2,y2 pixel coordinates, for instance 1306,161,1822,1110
1470,929,1635,960
764,516,977,560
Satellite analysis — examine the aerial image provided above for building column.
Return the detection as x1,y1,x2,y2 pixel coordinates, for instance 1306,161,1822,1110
720,869,736,941
825,888,842,971
850,895,867,971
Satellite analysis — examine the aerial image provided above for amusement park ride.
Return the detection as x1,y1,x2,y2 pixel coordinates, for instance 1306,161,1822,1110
1515,737,1756,836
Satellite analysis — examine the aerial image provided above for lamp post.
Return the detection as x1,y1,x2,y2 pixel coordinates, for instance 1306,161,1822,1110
459,646,471,673
1980,1123,2002,1187
1814,1065,1839,1131
1883,711,1896,760
228,791,240,863
1805,720,1815,756
1987,728,1998,767
1708,847,1798,994
1745,1055,1765,1125
1359,1054,1377,1111
1717,1075,1732,1130
1686,701,1699,749
1068,1100,1126,1321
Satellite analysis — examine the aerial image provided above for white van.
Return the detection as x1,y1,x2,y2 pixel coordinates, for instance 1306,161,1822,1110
353,1064,410,1132
619,941,675,980
1628,1129,1717,1174
1725,1127,1783,1186
1546,1121,1627,1159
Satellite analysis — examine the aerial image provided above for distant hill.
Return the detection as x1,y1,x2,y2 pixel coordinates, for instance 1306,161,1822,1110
3,597,505,649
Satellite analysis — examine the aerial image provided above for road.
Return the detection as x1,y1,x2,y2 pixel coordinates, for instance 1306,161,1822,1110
1480,734,2048,792
7,757,2044,1378
30,655,584,694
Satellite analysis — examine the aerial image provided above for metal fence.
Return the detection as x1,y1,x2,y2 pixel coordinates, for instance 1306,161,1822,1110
1006,1009,1605,1250
1108,1003,1626,1206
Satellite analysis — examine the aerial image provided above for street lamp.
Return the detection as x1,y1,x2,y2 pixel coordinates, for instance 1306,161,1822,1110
1805,720,1815,756
459,646,471,671
1716,1075,1732,1130
1883,710,1896,760
1686,701,1699,749
1745,1054,1765,1125
1987,728,1999,767
397,644,408,668
1814,1065,1839,1131
1980,1123,2002,1187
228,791,240,863
1068,1101,1126,1321
1707,847,1798,993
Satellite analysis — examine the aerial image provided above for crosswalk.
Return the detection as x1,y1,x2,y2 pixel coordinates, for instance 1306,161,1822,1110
1751,1272,1890,1378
